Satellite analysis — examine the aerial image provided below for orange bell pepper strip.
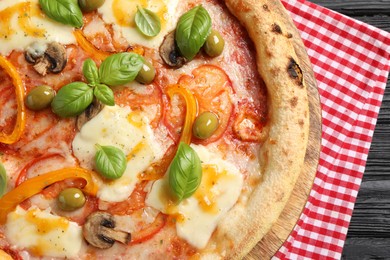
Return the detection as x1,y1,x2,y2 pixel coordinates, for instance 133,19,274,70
138,84,197,181
73,30,111,61
0,167,98,224
73,30,144,60
0,55,26,144
166,84,197,145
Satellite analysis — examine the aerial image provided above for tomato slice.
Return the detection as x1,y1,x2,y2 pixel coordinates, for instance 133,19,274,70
41,178,87,199
114,82,164,128
130,213,167,244
0,247,22,260
107,182,147,215
232,99,267,142
15,153,63,186
168,64,233,144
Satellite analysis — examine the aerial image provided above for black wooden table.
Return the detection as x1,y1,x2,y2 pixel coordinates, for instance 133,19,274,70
308,1,390,259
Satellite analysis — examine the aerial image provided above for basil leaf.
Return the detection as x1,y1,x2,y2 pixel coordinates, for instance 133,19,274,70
0,163,7,198
51,82,94,117
94,84,115,106
169,142,202,202
135,6,161,37
83,58,99,86
39,0,83,28
175,5,211,60
99,53,144,87
94,144,127,180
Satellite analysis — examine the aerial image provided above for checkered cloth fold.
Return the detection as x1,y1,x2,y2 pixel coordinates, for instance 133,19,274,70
274,0,390,259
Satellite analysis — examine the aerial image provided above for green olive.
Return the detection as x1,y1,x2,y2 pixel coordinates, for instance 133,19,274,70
57,188,86,211
193,111,219,139
135,60,156,84
78,0,105,12
25,85,56,111
204,30,225,57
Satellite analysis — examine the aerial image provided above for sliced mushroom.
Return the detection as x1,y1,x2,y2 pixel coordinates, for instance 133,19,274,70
159,31,187,68
83,211,131,249
25,42,67,76
76,98,104,131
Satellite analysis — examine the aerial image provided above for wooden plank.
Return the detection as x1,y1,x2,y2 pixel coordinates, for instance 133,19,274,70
310,0,390,16
342,238,390,259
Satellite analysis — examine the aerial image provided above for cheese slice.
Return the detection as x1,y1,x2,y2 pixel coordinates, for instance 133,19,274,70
146,144,244,249
0,0,76,56
72,105,164,202
5,207,82,258
98,0,179,48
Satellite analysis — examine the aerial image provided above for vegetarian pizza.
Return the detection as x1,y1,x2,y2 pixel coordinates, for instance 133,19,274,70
0,0,310,259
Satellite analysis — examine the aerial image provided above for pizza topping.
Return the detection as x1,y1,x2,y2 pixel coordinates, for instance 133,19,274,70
25,85,56,111
99,52,144,86
57,187,87,211
51,82,94,118
166,84,197,144
175,5,211,60
83,211,131,249
146,144,243,249
5,207,83,258
0,163,7,198
0,249,14,260
0,54,26,144
94,144,127,180
193,111,219,139
39,0,83,28
24,41,67,76
76,98,104,130
135,6,162,38
73,30,113,61
233,100,267,142
83,58,115,106
83,58,100,86
78,0,105,12
168,142,202,202
159,31,187,68
73,105,165,202
203,29,225,57
52,52,149,118
0,167,98,224
177,65,233,144
135,59,156,84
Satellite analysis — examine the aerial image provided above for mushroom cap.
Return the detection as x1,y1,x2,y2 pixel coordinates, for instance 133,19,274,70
83,211,131,249
76,98,104,131
45,42,67,73
159,31,187,68
24,42,67,76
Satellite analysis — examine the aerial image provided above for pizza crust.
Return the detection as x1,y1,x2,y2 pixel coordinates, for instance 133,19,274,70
203,0,310,257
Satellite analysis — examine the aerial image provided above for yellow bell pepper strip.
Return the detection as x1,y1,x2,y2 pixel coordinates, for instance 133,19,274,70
0,55,26,144
73,30,144,61
166,84,197,145
139,84,197,181
0,167,98,224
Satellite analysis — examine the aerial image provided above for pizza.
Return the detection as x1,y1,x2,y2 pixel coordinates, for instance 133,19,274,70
0,0,310,258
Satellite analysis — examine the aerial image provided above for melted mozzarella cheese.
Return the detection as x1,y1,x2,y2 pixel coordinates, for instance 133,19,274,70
5,207,82,258
146,144,244,249
98,0,179,48
0,0,76,56
72,105,164,202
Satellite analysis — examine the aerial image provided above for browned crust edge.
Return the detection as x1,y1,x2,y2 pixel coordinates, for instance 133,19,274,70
200,0,311,258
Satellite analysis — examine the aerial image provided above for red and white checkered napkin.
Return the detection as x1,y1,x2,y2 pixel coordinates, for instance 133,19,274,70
274,0,390,259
